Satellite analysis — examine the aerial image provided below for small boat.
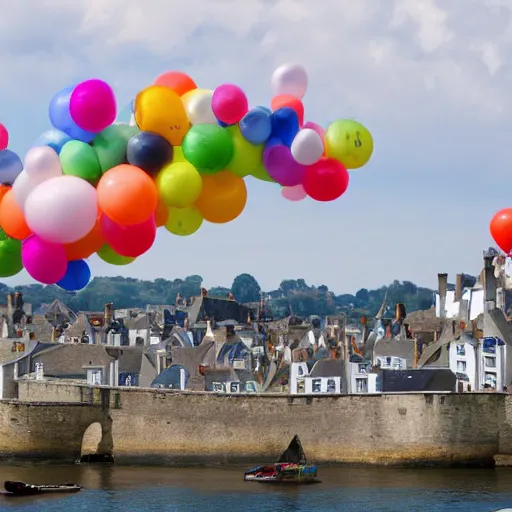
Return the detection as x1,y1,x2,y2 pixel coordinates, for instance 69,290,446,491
244,435,319,484
4,481,82,496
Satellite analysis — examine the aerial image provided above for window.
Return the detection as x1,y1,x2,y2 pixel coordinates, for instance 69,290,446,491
377,356,406,369
297,365,304,376
392,357,406,369
484,356,496,368
456,344,465,356
312,379,322,393
485,372,497,387
327,379,336,393
357,364,367,374
87,369,103,386
355,378,368,393
456,361,467,372
297,379,305,393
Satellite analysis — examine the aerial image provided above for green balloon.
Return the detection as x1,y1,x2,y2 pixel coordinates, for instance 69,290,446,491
93,124,140,173
0,229,22,277
251,161,276,183
225,125,263,178
60,141,102,184
182,124,234,175
97,244,135,266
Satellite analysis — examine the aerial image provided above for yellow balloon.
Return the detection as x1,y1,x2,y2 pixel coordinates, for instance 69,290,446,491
225,125,264,178
181,88,217,125
325,119,373,169
156,161,203,208
165,206,203,236
251,161,276,183
134,85,190,146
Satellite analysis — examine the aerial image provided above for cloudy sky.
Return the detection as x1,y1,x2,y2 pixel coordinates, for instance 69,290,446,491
0,0,510,294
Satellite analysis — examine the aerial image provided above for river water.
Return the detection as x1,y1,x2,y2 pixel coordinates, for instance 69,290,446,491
0,464,512,511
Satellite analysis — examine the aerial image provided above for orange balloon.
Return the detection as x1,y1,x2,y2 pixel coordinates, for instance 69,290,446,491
0,189,31,240
155,198,169,227
195,170,247,224
271,94,304,125
0,184,10,203
65,216,104,260
154,71,197,96
97,164,158,226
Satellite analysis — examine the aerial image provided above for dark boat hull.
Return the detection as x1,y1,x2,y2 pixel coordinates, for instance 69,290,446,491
248,478,321,485
4,481,82,496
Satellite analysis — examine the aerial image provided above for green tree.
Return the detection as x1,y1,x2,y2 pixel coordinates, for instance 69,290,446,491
231,274,261,304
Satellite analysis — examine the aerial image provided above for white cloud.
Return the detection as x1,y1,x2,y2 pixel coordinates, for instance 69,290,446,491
0,0,511,293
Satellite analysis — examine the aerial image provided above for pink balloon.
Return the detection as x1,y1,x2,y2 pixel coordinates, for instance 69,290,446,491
263,144,306,186
211,84,248,125
22,235,67,284
70,79,117,133
303,121,325,141
281,184,307,202
0,123,8,150
101,215,156,257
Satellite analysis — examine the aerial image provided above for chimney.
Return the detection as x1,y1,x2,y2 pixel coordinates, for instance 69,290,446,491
6,293,14,338
455,274,463,302
104,303,113,327
14,291,23,309
483,255,497,304
395,303,406,323
438,273,448,319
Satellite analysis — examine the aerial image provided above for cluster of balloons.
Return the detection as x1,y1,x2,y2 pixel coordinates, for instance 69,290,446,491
0,64,373,290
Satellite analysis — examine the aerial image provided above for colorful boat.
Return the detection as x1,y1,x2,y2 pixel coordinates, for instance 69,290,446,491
244,435,319,484
4,481,82,496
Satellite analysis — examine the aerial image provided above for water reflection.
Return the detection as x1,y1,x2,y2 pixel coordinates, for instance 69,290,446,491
0,464,511,511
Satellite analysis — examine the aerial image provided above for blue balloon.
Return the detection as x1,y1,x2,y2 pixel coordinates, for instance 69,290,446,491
270,107,299,147
127,132,173,176
33,129,72,155
48,85,94,143
57,260,91,292
0,149,23,185
239,106,272,145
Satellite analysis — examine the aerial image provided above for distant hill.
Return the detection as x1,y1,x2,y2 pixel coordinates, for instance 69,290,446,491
0,274,435,322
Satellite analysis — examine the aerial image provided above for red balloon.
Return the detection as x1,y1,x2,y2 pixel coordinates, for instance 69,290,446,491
271,95,304,125
101,215,156,258
490,208,512,253
303,157,349,202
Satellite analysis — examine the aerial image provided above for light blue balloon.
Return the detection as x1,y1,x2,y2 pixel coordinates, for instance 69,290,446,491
0,149,23,185
240,106,272,145
33,129,72,155
49,85,94,143
57,259,91,291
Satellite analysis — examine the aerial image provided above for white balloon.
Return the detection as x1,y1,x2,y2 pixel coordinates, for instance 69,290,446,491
271,63,308,99
12,171,33,210
182,89,217,125
291,129,324,165
24,175,98,244
24,146,62,180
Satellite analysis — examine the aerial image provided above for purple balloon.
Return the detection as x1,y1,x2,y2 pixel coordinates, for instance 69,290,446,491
263,144,306,186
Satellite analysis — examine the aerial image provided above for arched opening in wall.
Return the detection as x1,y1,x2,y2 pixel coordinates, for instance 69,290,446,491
80,422,114,464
